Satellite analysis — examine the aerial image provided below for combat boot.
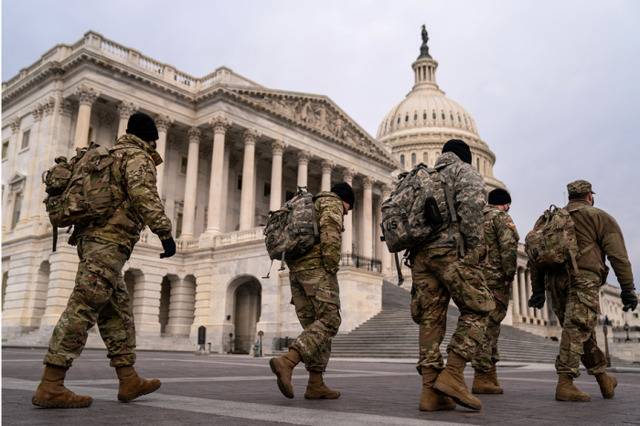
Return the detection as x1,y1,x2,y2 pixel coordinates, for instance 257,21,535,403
434,351,482,410
555,373,591,402
419,367,456,411
115,366,161,402
472,366,503,394
304,371,341,399
269,348,301,398
32,365,93,408
595,372,617,399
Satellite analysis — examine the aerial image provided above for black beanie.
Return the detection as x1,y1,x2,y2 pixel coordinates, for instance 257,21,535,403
331,182,355,210
127,112,159,142
488,188,512,205
442,139,472,164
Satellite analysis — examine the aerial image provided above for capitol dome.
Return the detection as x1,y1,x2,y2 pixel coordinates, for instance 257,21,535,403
378,26,504,189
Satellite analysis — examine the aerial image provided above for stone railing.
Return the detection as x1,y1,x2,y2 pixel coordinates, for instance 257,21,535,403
214,227,265,248
341,254,382,273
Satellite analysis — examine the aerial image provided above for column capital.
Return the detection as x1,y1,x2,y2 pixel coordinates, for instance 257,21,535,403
342,168,356,182
41,97,57,116
243,129,260,145
32,105,44,122
9,117,21,133
188,127,201,142
76,84,98,106
297,150,310,164
362,176,374,190
271,140,285,155
60,99,75,117
117,101,137,119
155,115,173,133
210,115,231,134
321,160,335,172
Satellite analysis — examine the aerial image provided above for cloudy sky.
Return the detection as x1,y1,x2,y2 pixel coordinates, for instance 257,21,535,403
3,0,639,286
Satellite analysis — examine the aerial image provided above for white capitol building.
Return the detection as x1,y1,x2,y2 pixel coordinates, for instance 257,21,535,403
2,30,637,356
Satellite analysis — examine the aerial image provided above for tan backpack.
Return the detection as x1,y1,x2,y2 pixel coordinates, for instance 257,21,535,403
525,205,579,273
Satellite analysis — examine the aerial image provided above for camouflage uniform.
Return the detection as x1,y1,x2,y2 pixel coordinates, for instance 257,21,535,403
286,192,344,372
532,180,634,378
410,152,494,372
44,134,172,368
472,205,519,373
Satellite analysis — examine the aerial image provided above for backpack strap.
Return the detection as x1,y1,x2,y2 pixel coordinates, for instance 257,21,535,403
439,172,464,257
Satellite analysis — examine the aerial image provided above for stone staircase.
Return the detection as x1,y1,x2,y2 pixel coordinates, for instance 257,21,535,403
332,281,562,363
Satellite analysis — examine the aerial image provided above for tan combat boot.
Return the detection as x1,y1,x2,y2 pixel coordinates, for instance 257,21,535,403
419,367,456,411
595,372,617,399
32,365,93,408
304,371,341,399
269,348,301,398
434,351,482,410
115,366,161,402
472,366,503,394
555,373,591,402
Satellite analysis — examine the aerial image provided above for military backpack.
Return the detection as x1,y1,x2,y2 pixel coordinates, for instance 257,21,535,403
263,188,319,263
524,205,579,273
42,142,122,250
380,163,454,253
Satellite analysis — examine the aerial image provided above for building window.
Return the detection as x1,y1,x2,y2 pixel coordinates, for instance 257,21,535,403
411,153,416,167
87,127,93,145
237,175,242,190
11,191,23,229
2,140,8,160
432,111,436,120
264,182,271,197
285,191,294,201
413,113,417,121
396,116,400,125
175,212,183,238
404,114,409,122
180,157,188,175
203,207,208,230
423,112,427,120
476,157,480,172
423,152,428,164
400,154,405,168
20,130,30,150
1,272,7,311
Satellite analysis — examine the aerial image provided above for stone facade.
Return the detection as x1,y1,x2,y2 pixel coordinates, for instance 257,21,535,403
1,31,395,353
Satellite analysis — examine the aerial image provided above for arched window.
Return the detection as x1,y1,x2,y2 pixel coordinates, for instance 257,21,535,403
411,153,417,167
400,154,405,168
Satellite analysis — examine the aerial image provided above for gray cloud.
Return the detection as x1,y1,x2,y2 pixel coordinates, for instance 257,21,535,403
3,0,639,285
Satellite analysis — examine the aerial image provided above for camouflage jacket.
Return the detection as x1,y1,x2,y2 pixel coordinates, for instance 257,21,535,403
78,134,172,253
567,200,634,290
288,192,344,273
482,205,519,282
425,152,486,255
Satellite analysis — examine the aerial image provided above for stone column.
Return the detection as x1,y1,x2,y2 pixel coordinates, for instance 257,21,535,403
341,169,354,256
380,185,392,274
73,85,98,149
154,115,172,198
361,177,374,259
131,271,163,336
321,160,333,192
297,151,309,188
180,127,200,239
165,276,196,337
239,130,258,230
518,268,528,320
116,101,136,137
205,116,230,234
511,273,520,320
269,140,285,211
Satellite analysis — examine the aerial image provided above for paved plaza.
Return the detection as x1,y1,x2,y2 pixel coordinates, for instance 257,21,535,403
2,347,640,425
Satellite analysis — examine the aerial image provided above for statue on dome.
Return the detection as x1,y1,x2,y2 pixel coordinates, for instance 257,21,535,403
419,24,431,58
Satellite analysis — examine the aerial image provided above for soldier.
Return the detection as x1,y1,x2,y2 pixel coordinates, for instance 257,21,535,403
32,113,176,408
269,182,354,400
412,139,494,411
472,188,519,394
528,180,637,402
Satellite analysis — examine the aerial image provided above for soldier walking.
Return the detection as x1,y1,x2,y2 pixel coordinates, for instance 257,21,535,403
410,139,494,411
32,113,177,408
528,180,637,401
471,188,519,394
269,183,354,400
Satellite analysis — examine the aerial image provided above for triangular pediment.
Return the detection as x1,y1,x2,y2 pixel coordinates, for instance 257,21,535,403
224,87,396,169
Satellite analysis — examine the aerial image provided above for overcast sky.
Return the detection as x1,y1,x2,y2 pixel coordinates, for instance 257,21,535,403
3,0,639,286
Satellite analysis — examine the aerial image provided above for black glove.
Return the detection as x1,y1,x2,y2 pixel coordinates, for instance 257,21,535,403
621,289,638,312
528,291,546,309
160,237,176,259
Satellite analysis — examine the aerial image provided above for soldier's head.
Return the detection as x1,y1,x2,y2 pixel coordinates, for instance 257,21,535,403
567,179,595,206
331,182,355,214
127,112,159,146
442,139,472,164
488,188,512,212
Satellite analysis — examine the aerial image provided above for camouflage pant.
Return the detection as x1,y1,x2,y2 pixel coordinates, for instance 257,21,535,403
410,246,494,372
289,268,341,372
548,270,607,378
472,276,510,372
44,239,136,368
